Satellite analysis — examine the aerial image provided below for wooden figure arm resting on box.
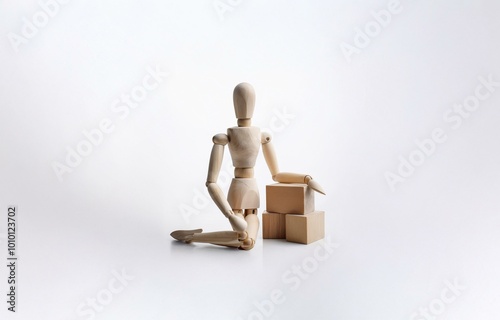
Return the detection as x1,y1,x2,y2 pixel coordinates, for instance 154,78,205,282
261,132,326,195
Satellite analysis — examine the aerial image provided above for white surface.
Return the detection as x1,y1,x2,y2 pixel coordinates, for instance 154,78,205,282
1,1,500,319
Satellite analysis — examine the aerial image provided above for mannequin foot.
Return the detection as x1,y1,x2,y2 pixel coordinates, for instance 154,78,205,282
170,229,203,243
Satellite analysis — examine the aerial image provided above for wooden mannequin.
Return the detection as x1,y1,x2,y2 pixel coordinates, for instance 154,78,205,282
171,82,325,250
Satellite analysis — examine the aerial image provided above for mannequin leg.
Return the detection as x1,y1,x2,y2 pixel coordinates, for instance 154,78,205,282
171,229,247,248
239,209,259,250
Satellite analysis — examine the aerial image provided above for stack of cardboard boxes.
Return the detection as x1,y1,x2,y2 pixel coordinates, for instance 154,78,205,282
262,183,324,244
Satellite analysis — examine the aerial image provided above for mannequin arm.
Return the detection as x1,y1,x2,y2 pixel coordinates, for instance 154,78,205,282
206,134,247,231
261,132,326,195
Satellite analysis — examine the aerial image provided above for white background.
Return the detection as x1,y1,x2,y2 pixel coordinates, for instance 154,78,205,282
1,1,500,319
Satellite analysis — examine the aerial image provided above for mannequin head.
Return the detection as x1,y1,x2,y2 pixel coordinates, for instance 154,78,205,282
233,82,255,127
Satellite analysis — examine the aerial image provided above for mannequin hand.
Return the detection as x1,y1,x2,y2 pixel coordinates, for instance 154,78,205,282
306,178,326,195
